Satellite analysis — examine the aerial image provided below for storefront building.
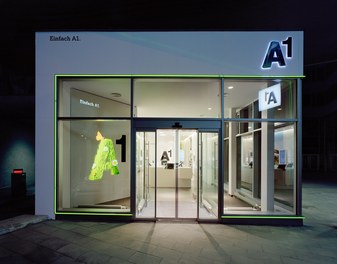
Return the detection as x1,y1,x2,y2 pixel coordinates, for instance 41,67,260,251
36,32,304,225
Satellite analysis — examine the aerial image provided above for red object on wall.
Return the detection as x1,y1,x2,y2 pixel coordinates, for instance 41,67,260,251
13,169,24,174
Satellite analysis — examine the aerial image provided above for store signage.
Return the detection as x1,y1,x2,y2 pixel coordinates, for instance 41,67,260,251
262,37,292,69
258,84,281,111
80,99,100,108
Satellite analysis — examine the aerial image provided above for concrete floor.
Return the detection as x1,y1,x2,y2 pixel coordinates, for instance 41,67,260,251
0,181,336,263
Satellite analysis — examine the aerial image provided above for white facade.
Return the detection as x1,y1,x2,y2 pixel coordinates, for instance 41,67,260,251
36,32,303,220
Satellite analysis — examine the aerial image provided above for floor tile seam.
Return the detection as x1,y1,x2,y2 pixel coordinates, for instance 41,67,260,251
118,239,165,252
0,240,65,262
77,250,115,263
280,254,335,264
128,250,163,263
180,253,227,264
146,250,183,261
0,242,35,258
32,224,58,232
12,227,54,242
193,249,233,263
0,233,50,252
56,244,90,262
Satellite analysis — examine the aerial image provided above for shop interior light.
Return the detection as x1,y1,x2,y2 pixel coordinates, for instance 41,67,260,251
110,92,122,97
228,86,234,89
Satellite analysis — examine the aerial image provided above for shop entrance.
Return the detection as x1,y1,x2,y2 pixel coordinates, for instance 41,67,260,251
136,124,219,220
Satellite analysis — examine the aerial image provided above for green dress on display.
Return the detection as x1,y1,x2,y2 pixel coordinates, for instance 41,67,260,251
89,132,119,181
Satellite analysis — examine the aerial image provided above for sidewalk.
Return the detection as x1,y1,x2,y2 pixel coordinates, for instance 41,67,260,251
0,181,336,263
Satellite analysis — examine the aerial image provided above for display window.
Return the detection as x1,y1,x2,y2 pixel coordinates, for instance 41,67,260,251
56,77,132,214
57,120,131,213
58,78,131,118
224,121,296,215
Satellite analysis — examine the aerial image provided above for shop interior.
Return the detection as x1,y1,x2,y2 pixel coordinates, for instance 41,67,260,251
57,77,297,218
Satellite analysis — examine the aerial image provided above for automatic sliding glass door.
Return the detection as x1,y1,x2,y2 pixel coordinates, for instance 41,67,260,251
136,127,219,220
136,131,155,218
156,129,198,219
199,132,219,219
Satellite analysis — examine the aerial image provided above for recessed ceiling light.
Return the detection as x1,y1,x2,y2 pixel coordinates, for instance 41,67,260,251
228,86,234,90
110,92,122,97
277,108,282,111
208,107,212,110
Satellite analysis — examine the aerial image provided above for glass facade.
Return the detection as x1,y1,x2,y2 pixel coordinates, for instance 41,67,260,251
56,76,301,222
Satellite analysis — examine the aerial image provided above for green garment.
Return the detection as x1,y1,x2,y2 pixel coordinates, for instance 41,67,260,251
89,138,119,181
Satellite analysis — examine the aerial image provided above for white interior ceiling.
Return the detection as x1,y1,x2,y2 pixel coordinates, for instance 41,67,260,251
61,78,270,113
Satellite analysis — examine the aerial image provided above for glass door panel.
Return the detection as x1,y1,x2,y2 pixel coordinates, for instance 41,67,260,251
199,132,218,219
177,130,198,219
136,126,219,220
136,131,155,218
156,130,176,218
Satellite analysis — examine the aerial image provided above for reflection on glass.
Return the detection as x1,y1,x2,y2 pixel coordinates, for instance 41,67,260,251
58,78,131,118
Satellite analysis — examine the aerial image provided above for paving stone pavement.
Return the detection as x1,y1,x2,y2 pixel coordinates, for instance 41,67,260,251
0,181,336,263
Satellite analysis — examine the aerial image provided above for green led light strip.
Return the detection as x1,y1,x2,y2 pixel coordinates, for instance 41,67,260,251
55,212,133,216
221,215,305,220
53,73,304,217
55,74,305,78
54,75,58,214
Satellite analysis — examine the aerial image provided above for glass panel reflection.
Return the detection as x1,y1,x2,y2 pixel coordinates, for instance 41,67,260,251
58,78,131,118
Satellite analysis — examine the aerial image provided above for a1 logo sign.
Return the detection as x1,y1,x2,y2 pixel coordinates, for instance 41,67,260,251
262,37,292,69
258,84,281,111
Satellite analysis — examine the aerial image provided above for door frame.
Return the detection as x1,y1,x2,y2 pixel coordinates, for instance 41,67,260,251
133,119,222,221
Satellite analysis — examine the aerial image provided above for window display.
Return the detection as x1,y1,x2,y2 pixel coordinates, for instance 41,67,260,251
89,131,119,181
224,121,295,214
57,120,131,213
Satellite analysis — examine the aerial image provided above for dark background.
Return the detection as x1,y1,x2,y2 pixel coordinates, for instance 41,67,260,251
0,0,336,217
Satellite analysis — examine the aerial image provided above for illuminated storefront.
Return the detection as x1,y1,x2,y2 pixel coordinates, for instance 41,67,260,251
36,32,304,225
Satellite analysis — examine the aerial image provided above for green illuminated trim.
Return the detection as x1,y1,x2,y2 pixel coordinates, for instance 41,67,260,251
53,73,303,217
54,75,58,214
221,215,305,220
54,74,305,78
55,212,133,216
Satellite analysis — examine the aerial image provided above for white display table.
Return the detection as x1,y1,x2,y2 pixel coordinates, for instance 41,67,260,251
149,167,192,188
